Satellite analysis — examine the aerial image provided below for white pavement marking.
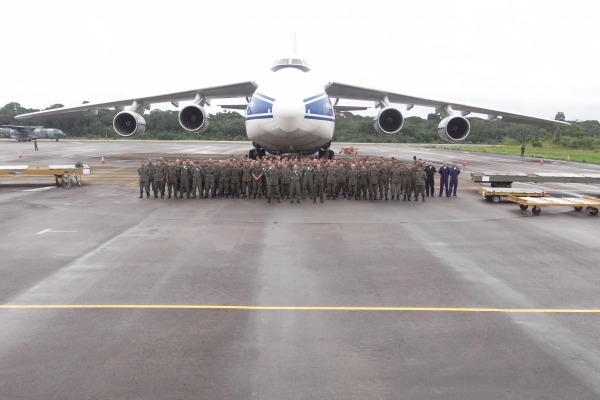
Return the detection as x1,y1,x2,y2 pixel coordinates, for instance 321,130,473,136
36,229,78,235
23,187,54,192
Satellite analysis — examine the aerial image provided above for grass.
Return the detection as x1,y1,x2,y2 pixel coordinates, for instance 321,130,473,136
428,144,600,164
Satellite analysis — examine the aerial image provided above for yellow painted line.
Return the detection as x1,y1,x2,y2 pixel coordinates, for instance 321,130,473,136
1,305,600,313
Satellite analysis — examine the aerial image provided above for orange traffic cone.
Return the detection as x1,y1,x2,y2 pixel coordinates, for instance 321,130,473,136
462,159,467,167
18,152,22,159
100,156,105,164
539,159,544,165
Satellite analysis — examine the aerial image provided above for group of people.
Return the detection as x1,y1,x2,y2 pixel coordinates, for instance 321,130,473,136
137,155,461,203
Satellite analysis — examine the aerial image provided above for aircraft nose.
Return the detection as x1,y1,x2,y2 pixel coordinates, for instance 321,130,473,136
272,97,305,132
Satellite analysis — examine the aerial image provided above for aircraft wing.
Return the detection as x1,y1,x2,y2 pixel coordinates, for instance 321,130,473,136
15,81,258,120
325,81,569,126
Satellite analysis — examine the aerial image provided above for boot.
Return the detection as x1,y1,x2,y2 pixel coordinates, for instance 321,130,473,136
313,198,316,203
385,196,388,200
267,198,271,203
296,199,300,203
277,197,281,203
320,198,324,203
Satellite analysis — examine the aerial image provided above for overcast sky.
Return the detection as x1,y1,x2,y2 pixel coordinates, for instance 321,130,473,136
2,0,598,121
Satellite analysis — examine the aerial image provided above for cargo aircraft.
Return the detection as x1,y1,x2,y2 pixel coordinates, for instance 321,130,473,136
15,55,568,158
0,125,67,141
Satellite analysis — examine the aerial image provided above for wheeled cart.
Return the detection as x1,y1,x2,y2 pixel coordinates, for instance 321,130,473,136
479,187,549,203
507,195,600,216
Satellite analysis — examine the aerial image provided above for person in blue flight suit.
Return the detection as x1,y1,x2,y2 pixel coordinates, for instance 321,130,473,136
438,161,450,197
448,161,461,196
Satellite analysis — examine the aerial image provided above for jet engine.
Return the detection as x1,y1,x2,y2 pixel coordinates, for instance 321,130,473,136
374,107,404,135
437,116,470,142
113,111,146,137
179,104,210,132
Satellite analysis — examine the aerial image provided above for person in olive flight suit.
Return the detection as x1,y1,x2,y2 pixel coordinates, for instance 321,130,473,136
390,162,402,201
289,164,302,203
191,161,203,199
313,162,326,203
179,160,192,198
413,163,426,202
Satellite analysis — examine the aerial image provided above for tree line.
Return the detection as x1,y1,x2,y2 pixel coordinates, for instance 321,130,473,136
2,102,599,149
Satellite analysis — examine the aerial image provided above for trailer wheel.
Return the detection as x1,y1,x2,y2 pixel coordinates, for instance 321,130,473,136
589,207,598,216
519,204,528,211
531,206,541,215
574,206,583,212
491,195,501,204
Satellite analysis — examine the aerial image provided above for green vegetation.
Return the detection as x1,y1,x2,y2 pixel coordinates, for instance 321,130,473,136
2,102,599,162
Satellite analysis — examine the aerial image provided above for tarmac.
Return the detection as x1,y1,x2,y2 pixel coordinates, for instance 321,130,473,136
1,139,600,399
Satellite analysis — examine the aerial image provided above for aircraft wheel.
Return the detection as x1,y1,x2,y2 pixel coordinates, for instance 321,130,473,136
249,149,257,160
574,206,583,212
327,149,335,159
519,204,528,210
491,195,501,204
531,206,541,215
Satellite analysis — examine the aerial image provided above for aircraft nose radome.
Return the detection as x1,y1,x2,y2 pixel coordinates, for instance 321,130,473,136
272,98,305,132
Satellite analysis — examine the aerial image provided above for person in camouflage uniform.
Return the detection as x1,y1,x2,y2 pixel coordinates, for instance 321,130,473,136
358,165,368,200
166,161,178,198
413,162,426,202
379,160,391,200
153,159,167,198
279,162,291,199
325,161,337,199
401,163,413,201
251,161,264,199
368,162,380,200
390,162,402,201
302,162,314,200
230,161,242,198
138,160,150,198
218,161,231,198
241,161,252,198
147,159,156,197
265,162,281,203
347,163,360,200
204,161,217,198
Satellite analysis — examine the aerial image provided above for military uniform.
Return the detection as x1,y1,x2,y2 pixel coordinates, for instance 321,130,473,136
390,165,402,200
302,165,314,200
167,164,178,198
241,164,252,198
401,166,413,201
368,166,380,200
378,164,391,200
191,164,204,199
325,165,337,199
265,166,281,203
218,164,231,198
204,165,216,198
313,166,326,203
251,165,264,198
230,165,242,198
280,165,291,199
138,164,150,198
289,168,302,203
358,167,368,199
179,163,191,198
413,166,426,201
154,163,166,198
347,168,359,200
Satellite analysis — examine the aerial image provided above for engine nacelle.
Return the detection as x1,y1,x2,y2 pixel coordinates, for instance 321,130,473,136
113,111,146,137
437,115,470,142
374,107,404,135
179,104,210,132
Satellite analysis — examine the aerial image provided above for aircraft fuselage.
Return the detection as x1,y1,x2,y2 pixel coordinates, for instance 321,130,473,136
245,68,335,154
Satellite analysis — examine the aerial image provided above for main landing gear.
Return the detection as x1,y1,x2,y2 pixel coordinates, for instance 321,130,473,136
249,143,266,160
